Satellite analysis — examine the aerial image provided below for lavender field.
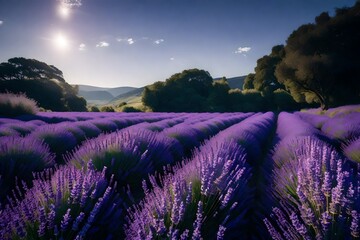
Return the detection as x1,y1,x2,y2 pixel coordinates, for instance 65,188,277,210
0,106,359,239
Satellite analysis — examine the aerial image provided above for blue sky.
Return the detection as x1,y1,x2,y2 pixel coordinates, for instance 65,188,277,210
0,0,356,87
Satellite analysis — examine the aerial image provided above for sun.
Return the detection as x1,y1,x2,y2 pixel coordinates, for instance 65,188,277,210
54,33,69,51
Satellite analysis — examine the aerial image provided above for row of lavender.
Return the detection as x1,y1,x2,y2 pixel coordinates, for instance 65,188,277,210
0,112,253,239
296,109,360,163
266,112,360,239
0,109,359,239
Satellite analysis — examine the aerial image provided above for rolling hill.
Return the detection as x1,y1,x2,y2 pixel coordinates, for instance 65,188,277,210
77,85,138,105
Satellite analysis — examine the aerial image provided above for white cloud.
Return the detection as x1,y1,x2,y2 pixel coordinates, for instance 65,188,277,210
154,39,165,45
117,38,135,45
60,0,82,7
0,20,3,25
96,41,109,48
170,57,175,61
79,43,86,51
235,47,251,54
127,38,135,45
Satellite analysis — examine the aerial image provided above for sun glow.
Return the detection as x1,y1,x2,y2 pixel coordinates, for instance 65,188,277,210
58,4,70,18
54,33,69,51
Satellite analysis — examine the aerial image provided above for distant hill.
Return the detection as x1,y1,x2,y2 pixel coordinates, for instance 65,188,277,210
110,87,144,104
78,90,114,101
77,85,138,105
227,76,246,89
214,76,246,89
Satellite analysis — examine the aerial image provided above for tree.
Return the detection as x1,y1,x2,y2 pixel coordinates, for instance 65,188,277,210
252,45,285,95
142,69,214,112
208,77,231,112
0,57,87,111
275,3,360,109
100,106,115,112
243,73,255,90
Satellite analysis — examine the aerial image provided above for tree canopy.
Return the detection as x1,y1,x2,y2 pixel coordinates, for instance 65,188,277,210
0,57,87,111
275,3,360,109
142,69,215,112
252,45,285,94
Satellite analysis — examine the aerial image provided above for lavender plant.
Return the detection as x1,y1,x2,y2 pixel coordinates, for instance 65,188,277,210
0,163,123,240
125,140,252,239
343,137,360,163
266,137,360,239
0,136,55,205
321,112,360,141
0,93,39,117
75,121,102,138
28,125,78,164
68,129,183,198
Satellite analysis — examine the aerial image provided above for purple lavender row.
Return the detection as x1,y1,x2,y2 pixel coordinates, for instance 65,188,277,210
125,112,275,239
265,136,360,239
0,162,124,239
295,110,360,163
295,111,330,129
276,112,325,143
125,138,251,240
67,113,251,193
162,113,253,157
24,114,172,164
67,127,183,198
321,112,360,141
0,136,55,205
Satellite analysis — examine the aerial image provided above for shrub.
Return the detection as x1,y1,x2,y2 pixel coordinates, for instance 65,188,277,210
0,93,39,116
122,106,142,112
0,136,55,204
100,106,115,112
27,125,78,164
88,105,100,112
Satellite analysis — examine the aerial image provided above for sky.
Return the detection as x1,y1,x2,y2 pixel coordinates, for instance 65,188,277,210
0,0,357,88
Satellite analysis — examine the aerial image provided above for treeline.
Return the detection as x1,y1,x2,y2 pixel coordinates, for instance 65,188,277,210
142,69,308,112
143,2,360,112
0,58,87,112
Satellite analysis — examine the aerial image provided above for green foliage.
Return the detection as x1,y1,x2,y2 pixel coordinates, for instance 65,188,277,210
100,106,115,112
208,78,231,112
142,69,214,112
253,45,285,94
122,106,142,112
142,69,305,112
243,73,255,90
88,105,100,112
0,93,39,116
275,3,360,109
0,57,87,111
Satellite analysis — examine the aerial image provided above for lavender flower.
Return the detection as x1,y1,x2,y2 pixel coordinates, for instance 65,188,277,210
125,137,251,239
0,164,123,239
267,136,360,239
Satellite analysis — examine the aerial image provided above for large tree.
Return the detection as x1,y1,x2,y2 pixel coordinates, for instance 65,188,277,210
142,69,214,112
275,3,360,109
0,57,87,111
